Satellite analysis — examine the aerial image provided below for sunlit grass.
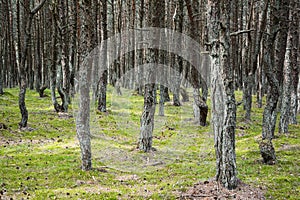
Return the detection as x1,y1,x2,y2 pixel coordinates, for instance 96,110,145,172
0,87,299,199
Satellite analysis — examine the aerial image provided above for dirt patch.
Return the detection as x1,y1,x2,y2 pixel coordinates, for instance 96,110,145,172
116,174,139,182
58,112,73,119
278,144,300,151
0,123,8,129
0,137,57,147
180,179,266,200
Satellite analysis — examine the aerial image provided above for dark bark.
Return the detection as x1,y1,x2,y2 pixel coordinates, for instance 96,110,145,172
180,88,189,102
0,43,3,94
289,3,299,124
34,15,43,96
98,0,108,112
260,0,288,164
172,0,184,107
18,0,47,128
262,0,289,140
159,85,165,116
137,0,144,96
185,0,208,126
259,140,276,165
243,0,268,121
193,88,208,126
158,9,166,116
163,86,170,102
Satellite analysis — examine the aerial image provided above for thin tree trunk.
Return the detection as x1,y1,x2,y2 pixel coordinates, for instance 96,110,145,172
158,1,166,116
18,0,47,128
289,3,299,124
260,0,284,165
139,0,162,152
172,0,183,107
279,0,299,132
185,0,208,126
262,0,289,140
49,7,61,112
98,0,108,112
76,0,95,171
0,54,3,94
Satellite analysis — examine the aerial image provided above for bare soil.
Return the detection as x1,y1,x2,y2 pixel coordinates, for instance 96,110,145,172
180,179,266,200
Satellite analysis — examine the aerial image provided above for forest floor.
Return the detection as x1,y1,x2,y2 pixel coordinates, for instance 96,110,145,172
0,87,299,199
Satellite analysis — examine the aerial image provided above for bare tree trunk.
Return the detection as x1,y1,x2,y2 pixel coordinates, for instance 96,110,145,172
0,24,3,94
76,58,92,170
158,0,166,116
137,0,144,95
98,0,108,112
139,0,162,152
262,0,289,141
260,0,289,164
243,0,268,121
289,3,299,124
0,55,3,94
49,7,61,112
18,0,47,128
208,0,238,189
279,0,299,132
76,0,95,171
172,0,184,107
185,0,208,126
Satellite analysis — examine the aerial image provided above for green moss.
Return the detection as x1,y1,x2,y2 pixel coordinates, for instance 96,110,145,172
0,88,299,199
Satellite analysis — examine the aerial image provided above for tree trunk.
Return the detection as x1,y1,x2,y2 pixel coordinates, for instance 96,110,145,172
172,0,184,107
76,59,92,170
193,88,208,126
260,0,287,164
139,0,162,152
0,44,3,94
289,3,299,124
158,3,166,116
279,1,298,134
262,0,289,141
185,0,208,126
18,0,47,128
243,0,268,121
208,0,238,189
75,0,96,171
98,0,108,112
180,88,189,102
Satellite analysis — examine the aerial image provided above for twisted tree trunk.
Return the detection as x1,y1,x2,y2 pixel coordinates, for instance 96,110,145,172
18,0,47,128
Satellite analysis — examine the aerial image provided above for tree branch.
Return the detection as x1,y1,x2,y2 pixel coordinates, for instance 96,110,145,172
230,29,255,36
30,0,47,15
